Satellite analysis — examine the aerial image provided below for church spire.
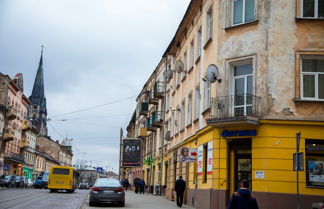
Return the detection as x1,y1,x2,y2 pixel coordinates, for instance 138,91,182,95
29,46,48,136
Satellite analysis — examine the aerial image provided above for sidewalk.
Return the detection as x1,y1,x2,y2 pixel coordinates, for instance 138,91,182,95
85,190,194,209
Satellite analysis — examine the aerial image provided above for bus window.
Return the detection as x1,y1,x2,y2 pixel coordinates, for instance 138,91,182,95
53,168,70,175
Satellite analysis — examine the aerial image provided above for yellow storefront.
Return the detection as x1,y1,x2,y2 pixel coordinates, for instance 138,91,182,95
166,120,324,209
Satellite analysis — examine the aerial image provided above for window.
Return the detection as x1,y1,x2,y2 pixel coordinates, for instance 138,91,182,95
302,0,324,18
180,101,185,130
187,94,192,125
190,40,194,68
182,53,187,80
166,93,170,111
207,6,213,40
232,0,255,25
197,28,202,59
204,80,211,110
301,57,324,100
203,143,208,182
176,106,180,133
53,168,70,175
306,139,324,188
171,112,174,136
195,86,201,120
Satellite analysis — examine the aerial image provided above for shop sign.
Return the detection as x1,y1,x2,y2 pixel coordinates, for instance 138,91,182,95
180,147,197,163
221,129,257,138
207,141,213,174
255,171,265,179
197,145,203,175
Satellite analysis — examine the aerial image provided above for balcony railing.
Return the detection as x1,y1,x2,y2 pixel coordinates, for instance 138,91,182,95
151,111,163,128
153,82,165,99
146,117,156,132
209,94,261,119
148,90,159,105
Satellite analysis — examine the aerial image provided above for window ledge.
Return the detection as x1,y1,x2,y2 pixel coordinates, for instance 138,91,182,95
180,128,185,133
195,56,201,64
187,66,194,74
225,20,259,31
201,108,211,115
293,98,324,103
203,37,213,50
181,75,186,82
193,118,199,123
186,123,192,129
176,84,180,89
296,17,324,21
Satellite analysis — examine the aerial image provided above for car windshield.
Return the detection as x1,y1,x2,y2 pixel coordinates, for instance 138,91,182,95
94,179,121,187
42,172,49,181
4,175,11,179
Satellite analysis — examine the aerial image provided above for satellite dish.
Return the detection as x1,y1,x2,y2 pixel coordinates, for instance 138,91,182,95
164,70,173,80
175,60,184,73
206,64,221,83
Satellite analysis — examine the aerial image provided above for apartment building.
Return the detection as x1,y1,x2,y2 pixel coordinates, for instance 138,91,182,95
124,0,324,208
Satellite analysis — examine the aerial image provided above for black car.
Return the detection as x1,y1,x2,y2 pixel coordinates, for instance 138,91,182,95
15,176,25,188
0,175,16,187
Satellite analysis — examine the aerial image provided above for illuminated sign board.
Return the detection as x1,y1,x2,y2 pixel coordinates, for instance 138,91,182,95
221,129,257,138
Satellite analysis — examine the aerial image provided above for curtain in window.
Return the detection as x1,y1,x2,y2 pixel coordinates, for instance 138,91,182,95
303,75,315,97
233,0,243,24
303,0,315,17
245,0,255,22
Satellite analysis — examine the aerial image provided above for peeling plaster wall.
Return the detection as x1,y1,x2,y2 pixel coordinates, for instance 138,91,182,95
217,0,324,120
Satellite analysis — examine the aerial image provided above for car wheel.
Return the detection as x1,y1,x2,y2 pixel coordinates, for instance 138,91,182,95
89,201,95,207
119,201,125,207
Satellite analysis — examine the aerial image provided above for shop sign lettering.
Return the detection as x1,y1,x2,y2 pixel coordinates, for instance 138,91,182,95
221,129,257,138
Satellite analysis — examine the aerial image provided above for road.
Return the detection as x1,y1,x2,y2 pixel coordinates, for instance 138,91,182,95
0,188,193,209
0,188,88,209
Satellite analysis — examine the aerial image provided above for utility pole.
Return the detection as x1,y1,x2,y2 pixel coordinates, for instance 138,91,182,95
119,128,123,181
296,132,301,209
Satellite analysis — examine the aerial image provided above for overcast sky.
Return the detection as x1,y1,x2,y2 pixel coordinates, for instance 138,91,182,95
0,0,190,173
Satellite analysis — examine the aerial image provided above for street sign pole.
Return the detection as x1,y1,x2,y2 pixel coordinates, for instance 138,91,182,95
296,132,301,209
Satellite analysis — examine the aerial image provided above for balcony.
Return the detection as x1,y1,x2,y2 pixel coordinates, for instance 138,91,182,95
206,94,261,127
6,107,18,120
3,129,14,141
21,120,32,130
153,82,165,99
146,117,156,132
151,111,163,128
139,102,149,115
138,127,147,138
148,90,159,105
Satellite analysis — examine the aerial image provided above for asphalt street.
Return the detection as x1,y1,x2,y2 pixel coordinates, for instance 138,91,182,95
0,188,88,209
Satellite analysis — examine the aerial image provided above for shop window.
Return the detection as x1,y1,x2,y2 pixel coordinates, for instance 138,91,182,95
306,139,324,188
301,57,324,100
203,143,208,182
302,0,324,18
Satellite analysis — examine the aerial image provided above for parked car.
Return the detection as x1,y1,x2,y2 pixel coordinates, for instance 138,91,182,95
15,176,25,188
26,179,34,188
79,182,89,189
34,171,49,189
0,175,16,187
89,178,125,207
312,200,324,209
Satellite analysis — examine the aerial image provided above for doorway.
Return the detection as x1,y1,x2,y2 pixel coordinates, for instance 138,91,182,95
228,139,252,197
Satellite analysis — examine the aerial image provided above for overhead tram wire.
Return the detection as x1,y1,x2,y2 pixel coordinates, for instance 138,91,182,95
48,122,66,139
50,114,129,122
49,96,136,119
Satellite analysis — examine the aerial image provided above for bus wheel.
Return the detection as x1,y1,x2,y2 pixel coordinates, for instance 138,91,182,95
50,189,56,193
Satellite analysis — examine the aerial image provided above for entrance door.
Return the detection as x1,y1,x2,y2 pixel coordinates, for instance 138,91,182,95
228,139,252,197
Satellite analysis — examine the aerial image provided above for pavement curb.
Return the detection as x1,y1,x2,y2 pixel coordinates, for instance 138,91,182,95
78,193,89,209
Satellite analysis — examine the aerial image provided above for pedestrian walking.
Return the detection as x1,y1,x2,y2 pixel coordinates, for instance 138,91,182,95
174,176,186,207
124,179,129,191
139,178,145,194
134,178,139,194
227,180,259,209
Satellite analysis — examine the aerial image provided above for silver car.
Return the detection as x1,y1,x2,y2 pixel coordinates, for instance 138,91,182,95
89,178,125,207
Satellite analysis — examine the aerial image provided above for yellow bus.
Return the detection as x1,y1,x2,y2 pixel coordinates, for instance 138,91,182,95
48,166,79,193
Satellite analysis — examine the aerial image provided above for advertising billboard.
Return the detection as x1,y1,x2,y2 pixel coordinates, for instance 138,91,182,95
180,147,197,163
122,139,142,167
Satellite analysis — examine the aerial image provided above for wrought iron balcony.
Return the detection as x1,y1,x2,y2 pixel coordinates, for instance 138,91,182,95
146,117,156,132
151,111,163,128
207,94,261,126
153,82,165,99
148,90,159,105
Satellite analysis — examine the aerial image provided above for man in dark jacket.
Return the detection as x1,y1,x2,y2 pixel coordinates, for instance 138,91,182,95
134,178,139,193
174,176,186,207
139,179,146,194
227,180,259,209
